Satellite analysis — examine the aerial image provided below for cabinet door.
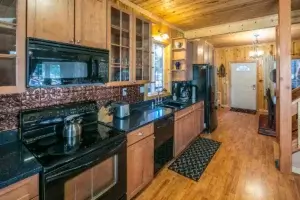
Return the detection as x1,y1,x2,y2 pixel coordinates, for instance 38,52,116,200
0,0,26,94
127,135,154,199
0,175,38,200
75,0,107,48
194,109,201,137
27,0,75,44
200,108,205,133
174,115,190,156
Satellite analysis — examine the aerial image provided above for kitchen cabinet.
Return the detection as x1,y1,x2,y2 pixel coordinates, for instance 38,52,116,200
0,0,26,94
27,0,74,44
0,175,39,200
192,40,214,65
193,102,205,136
75,0,107,48
127,124,154,200
174,107,195,157
174,102,205,157
133,17,151,83
27,0,107,49
107,4,132,84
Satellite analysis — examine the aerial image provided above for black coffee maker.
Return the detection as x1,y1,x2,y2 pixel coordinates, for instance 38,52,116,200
179,82,191,101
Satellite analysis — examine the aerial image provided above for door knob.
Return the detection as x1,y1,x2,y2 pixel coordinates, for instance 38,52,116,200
252,84,256,90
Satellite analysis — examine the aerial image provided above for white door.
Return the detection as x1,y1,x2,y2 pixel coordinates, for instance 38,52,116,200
231,62,257,110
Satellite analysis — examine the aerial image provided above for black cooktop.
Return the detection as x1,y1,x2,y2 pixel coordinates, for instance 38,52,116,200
20,101,125,172
24,122,124,171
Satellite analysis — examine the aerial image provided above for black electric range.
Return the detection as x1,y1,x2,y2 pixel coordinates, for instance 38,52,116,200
20,101,127,200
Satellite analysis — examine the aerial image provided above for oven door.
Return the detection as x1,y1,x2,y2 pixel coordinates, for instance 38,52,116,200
41,138,127,200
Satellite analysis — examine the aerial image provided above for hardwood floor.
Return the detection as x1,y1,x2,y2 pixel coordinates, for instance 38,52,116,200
136,110,300,200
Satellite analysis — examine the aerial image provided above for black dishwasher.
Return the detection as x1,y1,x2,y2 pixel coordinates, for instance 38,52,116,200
154,114,174,174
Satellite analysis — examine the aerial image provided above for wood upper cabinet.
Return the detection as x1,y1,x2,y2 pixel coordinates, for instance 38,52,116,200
27,0,107,49
75,0,107,48
0,0,26,94
133,17,151,83
127,135,154,199
0,175,39,200
27,0,75,44
107,4,132,83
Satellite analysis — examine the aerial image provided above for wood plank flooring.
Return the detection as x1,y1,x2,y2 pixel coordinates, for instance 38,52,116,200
136,110,300,200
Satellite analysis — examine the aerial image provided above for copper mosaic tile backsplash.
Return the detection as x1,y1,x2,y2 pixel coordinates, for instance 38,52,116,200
0,85,144,131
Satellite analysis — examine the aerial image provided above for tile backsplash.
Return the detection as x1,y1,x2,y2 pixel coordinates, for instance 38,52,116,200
0,85,144,131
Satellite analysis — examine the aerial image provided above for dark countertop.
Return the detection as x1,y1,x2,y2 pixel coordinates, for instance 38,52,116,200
0,142,42,189
99,98,204,133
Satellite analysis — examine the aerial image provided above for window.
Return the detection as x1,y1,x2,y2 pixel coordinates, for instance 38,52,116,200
148,43,164,95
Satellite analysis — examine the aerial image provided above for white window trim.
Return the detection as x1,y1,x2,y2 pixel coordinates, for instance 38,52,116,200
148,42,165,96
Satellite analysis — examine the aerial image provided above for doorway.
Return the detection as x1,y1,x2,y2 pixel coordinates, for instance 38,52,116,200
230,62,257,110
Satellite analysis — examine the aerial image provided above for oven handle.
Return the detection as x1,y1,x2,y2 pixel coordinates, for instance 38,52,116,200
45,139,126,183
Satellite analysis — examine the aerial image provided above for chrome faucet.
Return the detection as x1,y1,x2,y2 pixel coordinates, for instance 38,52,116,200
155,88,168,105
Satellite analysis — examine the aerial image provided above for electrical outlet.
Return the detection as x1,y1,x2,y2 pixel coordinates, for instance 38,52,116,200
122,88,127,96
139,86,144,94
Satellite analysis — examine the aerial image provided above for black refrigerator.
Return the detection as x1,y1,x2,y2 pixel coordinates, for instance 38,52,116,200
192,64,218,133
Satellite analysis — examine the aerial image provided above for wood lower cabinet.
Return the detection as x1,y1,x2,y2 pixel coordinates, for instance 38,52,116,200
174,109,195,157
27,0,75,44
127,135,154,199
174,101,205,157
0,175,39,200
75,0,107,48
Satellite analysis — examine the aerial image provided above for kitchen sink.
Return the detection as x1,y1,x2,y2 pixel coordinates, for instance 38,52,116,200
159,101,186,109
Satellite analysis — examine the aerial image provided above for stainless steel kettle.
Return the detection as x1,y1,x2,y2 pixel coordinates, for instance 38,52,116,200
63,114,83,147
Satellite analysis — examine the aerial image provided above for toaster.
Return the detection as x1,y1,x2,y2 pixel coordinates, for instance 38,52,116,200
112,102,130,118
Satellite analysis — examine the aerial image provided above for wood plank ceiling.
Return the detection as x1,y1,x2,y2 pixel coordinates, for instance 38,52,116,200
203,24,300,47
130,0,300,30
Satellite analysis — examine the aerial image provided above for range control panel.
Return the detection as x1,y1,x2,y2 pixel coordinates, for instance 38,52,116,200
21,101,98,130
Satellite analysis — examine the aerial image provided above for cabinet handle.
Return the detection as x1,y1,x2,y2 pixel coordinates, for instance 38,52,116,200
138,132,143,136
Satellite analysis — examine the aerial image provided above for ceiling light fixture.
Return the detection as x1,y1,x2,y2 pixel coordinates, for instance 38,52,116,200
249,34,264,59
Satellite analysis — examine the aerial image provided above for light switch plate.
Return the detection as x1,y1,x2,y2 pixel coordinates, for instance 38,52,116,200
139,86,144,94
122,88,127,96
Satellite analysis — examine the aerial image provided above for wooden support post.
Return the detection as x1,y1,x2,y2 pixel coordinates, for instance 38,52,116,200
277,0,292,173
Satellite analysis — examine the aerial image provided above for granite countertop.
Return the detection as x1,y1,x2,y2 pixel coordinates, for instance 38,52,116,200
99,98,204,133
0,142,42,189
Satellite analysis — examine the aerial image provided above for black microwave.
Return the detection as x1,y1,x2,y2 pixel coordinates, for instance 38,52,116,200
27,38,109,87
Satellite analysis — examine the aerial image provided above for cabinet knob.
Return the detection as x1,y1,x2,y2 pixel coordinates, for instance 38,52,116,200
138,132,143,136
76,40,81,44
70,39,74,43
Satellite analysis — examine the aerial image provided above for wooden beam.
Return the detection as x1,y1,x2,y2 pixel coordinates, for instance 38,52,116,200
277,0,292,174
185,10,300,39
117,0,184,33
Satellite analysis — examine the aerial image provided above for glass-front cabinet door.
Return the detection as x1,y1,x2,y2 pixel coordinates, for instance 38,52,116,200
0,0,25,93
109,6,131,83
135,18,151,83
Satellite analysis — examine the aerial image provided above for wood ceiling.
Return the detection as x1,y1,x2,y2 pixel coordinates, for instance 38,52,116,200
202,24,300,47
130,0,300,31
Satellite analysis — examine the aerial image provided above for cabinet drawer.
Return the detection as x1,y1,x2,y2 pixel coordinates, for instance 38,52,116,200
0,175,39,200
127,123,154,146
193,101,204,110
175,106,194,121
